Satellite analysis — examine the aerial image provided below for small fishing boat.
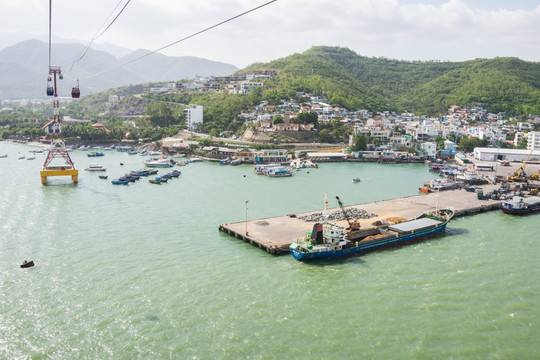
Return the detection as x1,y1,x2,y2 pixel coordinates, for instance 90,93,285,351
352,177,361,183
98,175,108,179
20,260,34,268
111,179,129,185
149,178,162,184
26,155,36,160
87,152,104,157
0,154,7,158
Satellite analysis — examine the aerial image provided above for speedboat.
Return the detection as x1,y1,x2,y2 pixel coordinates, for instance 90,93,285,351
144,157,175,168
352,177,361,183
85,164,106,171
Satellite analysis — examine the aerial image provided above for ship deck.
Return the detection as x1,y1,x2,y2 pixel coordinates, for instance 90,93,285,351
219,184,503,255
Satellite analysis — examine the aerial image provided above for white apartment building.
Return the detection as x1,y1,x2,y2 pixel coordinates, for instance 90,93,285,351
513,132,525,146
527,131,540,151
240,82,263,94
419,142,437,159
184,105,203,131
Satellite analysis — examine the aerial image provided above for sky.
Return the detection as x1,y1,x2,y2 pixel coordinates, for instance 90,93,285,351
1,0,540,68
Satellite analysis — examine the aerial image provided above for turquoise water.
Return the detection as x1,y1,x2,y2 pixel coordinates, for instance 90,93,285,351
1,141,539,359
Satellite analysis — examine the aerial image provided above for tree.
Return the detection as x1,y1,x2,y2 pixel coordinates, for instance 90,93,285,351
318,129,335,143
351,133,368,151
146,102,174,127
517,138,528,149
458,136,489,152
296,111,318,126
272,115,284,125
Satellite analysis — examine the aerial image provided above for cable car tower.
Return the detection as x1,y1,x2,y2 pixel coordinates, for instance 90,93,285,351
40,0,78,184
40,66,78,184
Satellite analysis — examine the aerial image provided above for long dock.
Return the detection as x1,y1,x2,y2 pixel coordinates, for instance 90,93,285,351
219,185,503,255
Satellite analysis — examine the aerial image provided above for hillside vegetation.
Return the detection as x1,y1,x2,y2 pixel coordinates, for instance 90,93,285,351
63,46,540,138
249,46,540,116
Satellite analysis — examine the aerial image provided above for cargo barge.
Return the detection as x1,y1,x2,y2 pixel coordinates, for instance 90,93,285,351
289,209,454,260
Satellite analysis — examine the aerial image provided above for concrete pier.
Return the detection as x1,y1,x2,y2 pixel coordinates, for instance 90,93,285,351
219,184,503,255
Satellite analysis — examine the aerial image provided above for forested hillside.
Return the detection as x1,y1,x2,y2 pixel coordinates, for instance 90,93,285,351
63,46,540,138
250,46,540,116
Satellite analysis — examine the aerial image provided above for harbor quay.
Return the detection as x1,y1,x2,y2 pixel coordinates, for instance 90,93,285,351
219,184,503,255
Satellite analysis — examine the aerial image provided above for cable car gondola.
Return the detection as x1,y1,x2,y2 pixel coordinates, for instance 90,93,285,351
46,84,54,96
71,80,80,99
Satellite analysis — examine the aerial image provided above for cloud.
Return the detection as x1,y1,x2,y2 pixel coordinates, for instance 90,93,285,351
1,0,540,67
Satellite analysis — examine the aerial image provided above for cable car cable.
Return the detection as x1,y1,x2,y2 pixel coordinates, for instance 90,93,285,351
48,0,52,69
69,0,131,71
78,0,277,81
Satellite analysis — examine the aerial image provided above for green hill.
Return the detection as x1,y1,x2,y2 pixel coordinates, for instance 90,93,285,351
249,46,540,116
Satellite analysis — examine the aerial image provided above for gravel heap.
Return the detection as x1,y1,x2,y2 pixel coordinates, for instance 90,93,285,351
298,208,378,222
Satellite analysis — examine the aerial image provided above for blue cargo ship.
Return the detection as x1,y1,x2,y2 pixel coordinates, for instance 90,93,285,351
290,209,454,260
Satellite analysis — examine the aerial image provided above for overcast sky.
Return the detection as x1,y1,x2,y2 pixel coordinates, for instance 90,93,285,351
1,0,540,68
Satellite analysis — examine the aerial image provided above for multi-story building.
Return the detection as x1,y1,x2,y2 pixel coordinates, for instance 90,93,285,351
527,131,540,151
419,142,437,159
513,132,525,146
184,105,203,131
240,82,263,94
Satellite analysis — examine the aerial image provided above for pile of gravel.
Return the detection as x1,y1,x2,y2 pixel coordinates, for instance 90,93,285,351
298,208,377,222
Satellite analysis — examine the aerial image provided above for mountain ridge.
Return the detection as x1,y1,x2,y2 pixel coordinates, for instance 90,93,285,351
0,39,238,100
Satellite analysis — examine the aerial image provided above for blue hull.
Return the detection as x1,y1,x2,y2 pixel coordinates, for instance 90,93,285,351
290,222,448,260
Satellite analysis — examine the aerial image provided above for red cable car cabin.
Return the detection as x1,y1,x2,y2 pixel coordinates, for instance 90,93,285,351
71,86,80,98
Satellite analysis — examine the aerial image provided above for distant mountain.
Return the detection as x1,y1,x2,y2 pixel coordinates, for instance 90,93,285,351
249,46,540,116
0,39,238,100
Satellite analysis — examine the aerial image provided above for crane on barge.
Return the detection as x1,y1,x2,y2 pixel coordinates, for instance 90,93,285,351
336,196,361,231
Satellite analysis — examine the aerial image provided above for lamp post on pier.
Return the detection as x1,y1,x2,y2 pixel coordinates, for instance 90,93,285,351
245,200,249,236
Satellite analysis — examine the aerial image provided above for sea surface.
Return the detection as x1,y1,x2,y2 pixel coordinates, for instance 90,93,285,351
1,141,539,359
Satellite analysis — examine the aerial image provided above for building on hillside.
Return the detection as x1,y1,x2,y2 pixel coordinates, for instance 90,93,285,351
440,140,456,157
184,105,203,131
370,129,391,140
514,132,526,146
92,122,110,132
240,82,263,94
419,142,437,159
527,131,540,151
